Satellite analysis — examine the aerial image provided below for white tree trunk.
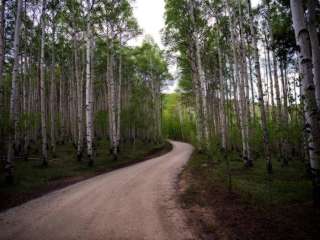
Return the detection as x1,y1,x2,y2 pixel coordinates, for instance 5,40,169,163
217,38,227,150
85,6,94,166
107,41,117,157
116,50,122,150
23,53,30,160
291,0,320,205
280,61,290,166
0,0,5,115
228,0,251,166
247,0,272,172
40,0,48,166
307,0,320,109
189,46,203,146
50,26,56,157
273,56,282,121
5,0,22,182
195,36,209,146
265,37,275,120
189,1,209,148
74,37,83,161
248,55,256,121
59,70,65,143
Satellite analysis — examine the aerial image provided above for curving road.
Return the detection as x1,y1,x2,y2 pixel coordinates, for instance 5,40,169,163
0,141,194,240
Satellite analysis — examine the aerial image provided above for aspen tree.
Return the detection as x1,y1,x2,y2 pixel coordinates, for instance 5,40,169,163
237,0,251,166
247,0,272,173
264,33,275,120
307,0,320,108
6,0,23,182
74,36,83,161
280,61,290,166
116,39,122,151
218,46,227,150
226,0,250,166
264,0,285,162
40,0,48,166
107,40,118,157
189,46,204,146
190,0,209,148
86,0,94,166
248,55,256,121
290,0,320,205
50,25,56,157
0,0,4,113
59,70,65,144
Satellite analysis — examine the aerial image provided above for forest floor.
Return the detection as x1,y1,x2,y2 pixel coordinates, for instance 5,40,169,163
179,151,320,240
0,140,172,212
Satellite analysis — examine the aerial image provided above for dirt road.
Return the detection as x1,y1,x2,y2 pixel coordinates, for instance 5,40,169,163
0,141,194,240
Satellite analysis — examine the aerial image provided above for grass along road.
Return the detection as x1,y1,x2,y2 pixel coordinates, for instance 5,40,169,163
0,140,172,211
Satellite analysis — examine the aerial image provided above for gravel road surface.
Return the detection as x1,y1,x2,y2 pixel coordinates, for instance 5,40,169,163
0,141,194,240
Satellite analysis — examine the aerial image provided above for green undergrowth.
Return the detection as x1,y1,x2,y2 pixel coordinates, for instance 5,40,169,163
185,150,312,206
0,140,171,195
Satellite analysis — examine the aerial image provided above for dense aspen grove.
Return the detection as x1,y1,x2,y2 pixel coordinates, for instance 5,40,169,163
0,0,169,183
163,0,320,205
1,0,320,211
1,1,320,239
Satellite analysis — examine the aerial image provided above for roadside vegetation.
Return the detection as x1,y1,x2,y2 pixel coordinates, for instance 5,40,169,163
163,92,314,202
0,140,171,211
163,93,312,205
162,0,320,238
185,151,311,206
179,151,319,240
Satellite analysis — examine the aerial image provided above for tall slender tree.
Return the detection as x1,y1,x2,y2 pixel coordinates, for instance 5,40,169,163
307,0,320,108
86,0,94,166
40,0,48,166
290,0,320,205
6,0,23,182
246,0,272,172
0,0,5,108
